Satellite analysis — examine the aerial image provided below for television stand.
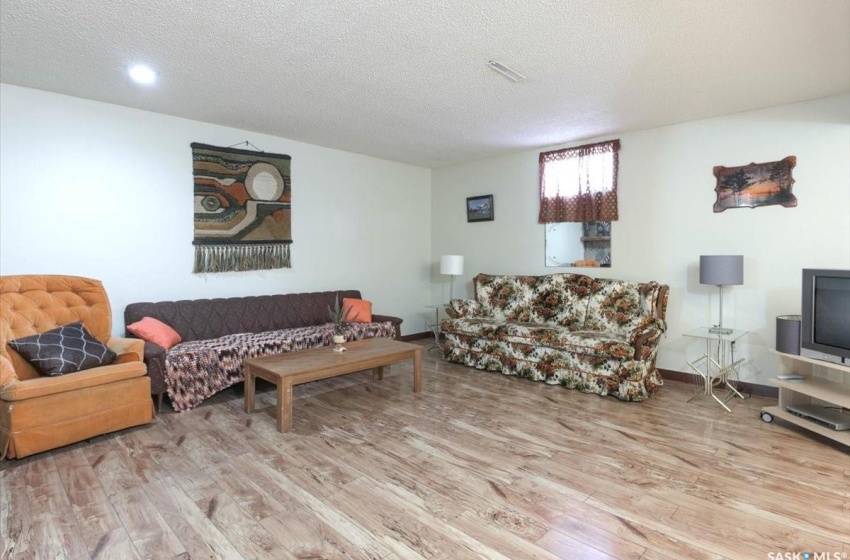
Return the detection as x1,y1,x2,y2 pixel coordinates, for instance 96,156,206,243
761,351,850,446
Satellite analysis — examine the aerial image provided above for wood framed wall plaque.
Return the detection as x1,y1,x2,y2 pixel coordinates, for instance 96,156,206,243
713,156,797,213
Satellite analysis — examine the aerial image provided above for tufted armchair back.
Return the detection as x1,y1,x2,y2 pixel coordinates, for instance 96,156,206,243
0,275,113,382
124,290,363,343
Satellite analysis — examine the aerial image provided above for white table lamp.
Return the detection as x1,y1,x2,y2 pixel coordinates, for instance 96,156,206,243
440,255,464,301
700,255,744,335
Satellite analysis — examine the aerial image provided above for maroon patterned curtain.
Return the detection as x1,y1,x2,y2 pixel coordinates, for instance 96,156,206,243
538,139,620,223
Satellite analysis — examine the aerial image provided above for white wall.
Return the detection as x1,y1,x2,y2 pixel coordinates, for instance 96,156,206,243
3,84,848,380
431,95,850,383
0,84,433,335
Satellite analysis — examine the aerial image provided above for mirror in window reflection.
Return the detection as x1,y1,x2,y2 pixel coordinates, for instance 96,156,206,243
545,221,611,268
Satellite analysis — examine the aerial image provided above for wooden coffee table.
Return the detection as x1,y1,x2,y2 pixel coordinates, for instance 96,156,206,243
243,337,422,432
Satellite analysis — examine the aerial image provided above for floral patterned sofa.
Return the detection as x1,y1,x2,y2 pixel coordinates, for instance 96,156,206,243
441,273,669,401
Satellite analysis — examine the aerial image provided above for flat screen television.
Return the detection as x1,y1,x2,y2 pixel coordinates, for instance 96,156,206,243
800,269,850,365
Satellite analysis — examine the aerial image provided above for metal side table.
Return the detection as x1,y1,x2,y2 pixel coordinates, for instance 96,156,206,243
425,304,448,352
684,327,747,412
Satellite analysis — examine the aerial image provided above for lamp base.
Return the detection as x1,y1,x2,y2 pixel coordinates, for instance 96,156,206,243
708,326,734,335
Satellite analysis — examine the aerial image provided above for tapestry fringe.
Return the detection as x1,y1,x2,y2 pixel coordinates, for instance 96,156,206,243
193,244,291,273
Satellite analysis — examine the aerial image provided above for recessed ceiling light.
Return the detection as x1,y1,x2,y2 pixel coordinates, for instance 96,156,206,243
128,64,157,85
487,61,526,83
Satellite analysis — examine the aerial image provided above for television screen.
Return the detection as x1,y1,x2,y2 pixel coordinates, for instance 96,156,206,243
813,276,850,350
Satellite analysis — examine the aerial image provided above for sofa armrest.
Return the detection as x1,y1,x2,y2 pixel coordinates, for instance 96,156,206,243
107,336,145,361
0,355,18,387
628,318,667,360
0,360,147,401
372,314,403,339
142,342,169,396
445,299,482,319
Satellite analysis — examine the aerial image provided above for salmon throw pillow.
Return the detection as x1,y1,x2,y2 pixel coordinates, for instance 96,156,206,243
342,298,373,323
127,316,182,349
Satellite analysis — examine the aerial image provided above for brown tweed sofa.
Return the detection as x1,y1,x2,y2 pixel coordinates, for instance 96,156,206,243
125,290,402,411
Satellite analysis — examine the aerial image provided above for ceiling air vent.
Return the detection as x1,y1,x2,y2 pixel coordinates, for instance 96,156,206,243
487,61,526,82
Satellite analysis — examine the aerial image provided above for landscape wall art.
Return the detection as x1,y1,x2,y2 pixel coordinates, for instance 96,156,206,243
713,156,797,213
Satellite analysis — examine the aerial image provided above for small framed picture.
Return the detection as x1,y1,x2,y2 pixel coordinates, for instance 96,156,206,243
466,195,494,222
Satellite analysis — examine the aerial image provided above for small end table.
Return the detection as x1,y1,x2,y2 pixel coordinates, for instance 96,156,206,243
425,304,448,351
684,327,747,412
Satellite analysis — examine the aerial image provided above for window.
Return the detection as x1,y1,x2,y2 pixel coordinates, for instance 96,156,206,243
540,139,619,267
539,139,619,223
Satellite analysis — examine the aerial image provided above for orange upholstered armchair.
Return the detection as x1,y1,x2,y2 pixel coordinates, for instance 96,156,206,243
1,275,154,459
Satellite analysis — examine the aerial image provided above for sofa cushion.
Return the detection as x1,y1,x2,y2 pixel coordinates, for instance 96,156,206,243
342,298,372,322
527,274,592,327
473,273,595,327
583,279,661,335
501,323,635,360
473,275,538,321
440,317,506,339
8,322,117,377
127,316,182,349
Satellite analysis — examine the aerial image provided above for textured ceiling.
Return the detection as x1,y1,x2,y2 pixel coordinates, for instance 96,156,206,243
1,0,848,167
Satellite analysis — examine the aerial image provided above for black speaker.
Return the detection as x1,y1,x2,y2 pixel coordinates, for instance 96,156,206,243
776,315,801,355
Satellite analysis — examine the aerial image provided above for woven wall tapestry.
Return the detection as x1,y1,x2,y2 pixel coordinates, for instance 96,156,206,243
191,143,292,273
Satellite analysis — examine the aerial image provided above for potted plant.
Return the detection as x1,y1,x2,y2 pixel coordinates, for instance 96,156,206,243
328,296,358,351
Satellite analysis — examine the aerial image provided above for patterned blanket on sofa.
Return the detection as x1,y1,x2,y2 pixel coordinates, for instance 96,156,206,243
164,321,395,411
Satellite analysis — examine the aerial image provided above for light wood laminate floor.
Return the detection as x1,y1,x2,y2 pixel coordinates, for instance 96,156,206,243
2,340,848,560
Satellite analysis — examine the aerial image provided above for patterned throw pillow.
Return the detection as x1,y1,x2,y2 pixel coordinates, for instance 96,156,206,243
8,322,117,376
